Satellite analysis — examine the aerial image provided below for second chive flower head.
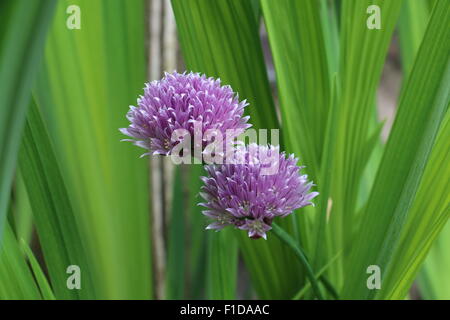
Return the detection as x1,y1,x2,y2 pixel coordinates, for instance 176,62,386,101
199,144,318,240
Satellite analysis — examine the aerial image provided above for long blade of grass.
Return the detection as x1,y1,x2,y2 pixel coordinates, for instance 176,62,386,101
260,4,334,291
166,166,186,299
397,0,450,300
313,75,339,271
331,0,402,287
32,0,152,299
0,0,56,241
343,0,450,298
261,0,331,178
380,109,450,299
186,165,208,299
206,228,238,299
19,100,96,299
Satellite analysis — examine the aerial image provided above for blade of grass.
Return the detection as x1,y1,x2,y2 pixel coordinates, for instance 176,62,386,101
206,228,238,299
261,0,332,179
0,223,41,299
186,165,208,299
249,0,261,22
13,172,34,245
20,239,56,300
344,0,450,298
0,0,56,241
380,109,450,299
331,0,402,288
418,221,450,299
398,0,431,76
313,75,339,271
166,166,186,299
19,100,96,299
261,4,334,288
33,0,152,299
397,0,450,300
320,0,340,74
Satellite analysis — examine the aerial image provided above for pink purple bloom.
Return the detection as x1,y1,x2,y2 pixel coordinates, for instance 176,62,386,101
120,71,251,157
199,144,319,239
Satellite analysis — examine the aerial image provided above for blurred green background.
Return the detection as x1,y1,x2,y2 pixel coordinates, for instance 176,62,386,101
0,0,448,300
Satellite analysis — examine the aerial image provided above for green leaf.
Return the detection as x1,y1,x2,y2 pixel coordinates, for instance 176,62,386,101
249,0,261,22
398,0,431,76
0,0,56,241
32,0,152,299
0,223,41,299
19,100,96,299
330,0,402,287
20,239,56,300
397,0,450,300
13,172,34,245
171,0,278,130
166,166,186,299
343,0,450,299
418,222,450,299
261,0,332,178
313,75,339,271
186,165,208,299
206,228,238,299
382,109,450,299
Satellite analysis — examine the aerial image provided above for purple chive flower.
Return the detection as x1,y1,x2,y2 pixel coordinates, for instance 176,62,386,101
199,144,319,240
120,71,251,157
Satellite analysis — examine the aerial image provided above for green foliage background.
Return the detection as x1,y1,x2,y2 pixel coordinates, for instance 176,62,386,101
0,0,448,300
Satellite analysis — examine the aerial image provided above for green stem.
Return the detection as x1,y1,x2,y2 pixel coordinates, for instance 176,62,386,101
319,275,339,300
292,250,341,300
271,222,324,300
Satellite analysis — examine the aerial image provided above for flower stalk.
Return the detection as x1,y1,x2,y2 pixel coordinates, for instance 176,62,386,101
271,222,324,300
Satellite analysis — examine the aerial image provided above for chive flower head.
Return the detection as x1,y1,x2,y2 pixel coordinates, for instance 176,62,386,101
120,71,251,157
199,144,318,239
